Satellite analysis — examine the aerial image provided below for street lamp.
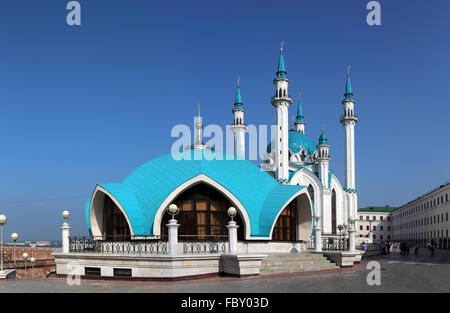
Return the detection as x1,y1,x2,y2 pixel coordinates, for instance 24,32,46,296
62,210,70,223
11,233,18,267
227,207,237,221
22,252,28,279
167,204,179,220
30,257,35,278
0,214,7,277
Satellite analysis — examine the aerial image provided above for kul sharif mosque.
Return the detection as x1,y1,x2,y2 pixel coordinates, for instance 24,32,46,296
84,44,358,248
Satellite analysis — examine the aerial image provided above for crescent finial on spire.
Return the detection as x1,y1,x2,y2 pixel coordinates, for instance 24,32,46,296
237,76,240,88
280,41,284,54
299,91,302,103
347,65,351,77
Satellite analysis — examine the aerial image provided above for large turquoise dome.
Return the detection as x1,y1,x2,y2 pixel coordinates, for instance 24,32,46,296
267,130,317,155
86,149,306,238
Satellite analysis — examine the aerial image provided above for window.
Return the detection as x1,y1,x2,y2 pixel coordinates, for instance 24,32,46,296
387,216,391,221
380,216,384,221
161,183,244,239
359,216,363,221
307,185,315,203
388,226,391,231
366,216,369,221
366,226,369,231
272,201,298,241
373,216,377,221
102,196,131,240
360,225,363,230
85,267,101,276
113,268,132,277
373,226,376,231
331,189,337,234
380,226,384,231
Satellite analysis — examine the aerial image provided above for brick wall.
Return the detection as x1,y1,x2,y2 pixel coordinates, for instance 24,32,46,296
1,247,56,279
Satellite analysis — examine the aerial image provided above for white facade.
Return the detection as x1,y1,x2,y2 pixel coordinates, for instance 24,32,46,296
357,210,394,242
256,51,357,237
392,182,450,249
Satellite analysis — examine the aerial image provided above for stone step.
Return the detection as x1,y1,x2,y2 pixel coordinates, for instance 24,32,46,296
259,252,339,275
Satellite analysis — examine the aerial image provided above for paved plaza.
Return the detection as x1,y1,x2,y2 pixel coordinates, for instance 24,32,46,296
1,250,449,293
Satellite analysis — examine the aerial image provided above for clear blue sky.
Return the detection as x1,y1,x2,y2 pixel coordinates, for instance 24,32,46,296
0,0,449,241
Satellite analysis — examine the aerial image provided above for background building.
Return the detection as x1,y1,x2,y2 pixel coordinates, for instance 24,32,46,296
392,182,450,249
357,206,397,243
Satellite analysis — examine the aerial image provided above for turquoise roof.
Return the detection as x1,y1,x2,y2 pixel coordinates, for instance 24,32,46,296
267,131,317,156
318,129,328,145
296,97,304,123
86,149,306,237
344,74,354,100
233,84,244,111
276,53,287,78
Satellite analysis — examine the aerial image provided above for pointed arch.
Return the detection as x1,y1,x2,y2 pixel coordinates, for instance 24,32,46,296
89,185,134,237
268,189,313,241
152,174,252,239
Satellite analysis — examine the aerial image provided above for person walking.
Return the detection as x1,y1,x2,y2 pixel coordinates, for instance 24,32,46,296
362,242,368,260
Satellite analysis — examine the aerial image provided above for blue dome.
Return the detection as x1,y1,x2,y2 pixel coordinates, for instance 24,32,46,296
267,131,317,156
86,149,306,238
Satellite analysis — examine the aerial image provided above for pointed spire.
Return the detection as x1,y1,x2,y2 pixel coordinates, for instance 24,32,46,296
296,92,304,123
195,103,203,146
276,41,287,78
319,124,329,145
344,65,354,100
233,77,244,111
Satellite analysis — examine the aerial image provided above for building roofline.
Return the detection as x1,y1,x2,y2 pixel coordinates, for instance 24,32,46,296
393,181,450,212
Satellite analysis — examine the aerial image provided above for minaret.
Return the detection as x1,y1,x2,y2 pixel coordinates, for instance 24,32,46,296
317,126,331,188
270,42,292,182
340,66,358,191
230,77,247,159
186,104,212,150
294,92,306,134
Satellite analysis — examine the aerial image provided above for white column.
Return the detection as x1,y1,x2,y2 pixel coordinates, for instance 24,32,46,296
226,221,239,254
61,222,71,254
349,227,356,252
314,225,322,252
166,218,180,255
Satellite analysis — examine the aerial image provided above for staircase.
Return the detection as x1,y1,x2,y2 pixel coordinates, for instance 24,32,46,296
259,252,339,275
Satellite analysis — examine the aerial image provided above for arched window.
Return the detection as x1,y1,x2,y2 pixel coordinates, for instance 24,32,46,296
307,184,315,204
283,89,286,97
272,200,298,241
102,196,131,240
161,183,244,240
332,189,337,234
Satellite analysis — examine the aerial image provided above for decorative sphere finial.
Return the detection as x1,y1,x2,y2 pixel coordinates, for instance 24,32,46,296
227,207,237,221
11,233,19,241
167,204,179,219
62,210,70,221
0,214,6,225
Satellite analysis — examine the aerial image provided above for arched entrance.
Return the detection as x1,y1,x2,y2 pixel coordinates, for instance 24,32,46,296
89,188,132,240
271,193,313,241
161,183,244,240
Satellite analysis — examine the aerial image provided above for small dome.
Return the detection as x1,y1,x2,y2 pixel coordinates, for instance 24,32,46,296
318,130,328,145
267,131,317,156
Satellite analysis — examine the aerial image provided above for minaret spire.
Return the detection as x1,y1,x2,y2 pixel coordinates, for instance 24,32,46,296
294,92,306,134
194,103,203,146
340,66,358,248
271,43,292,182
344,65,354,100
276,41,287,78
231,77,247,159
